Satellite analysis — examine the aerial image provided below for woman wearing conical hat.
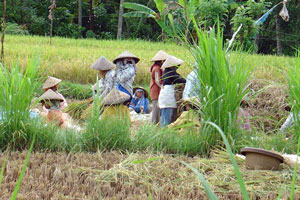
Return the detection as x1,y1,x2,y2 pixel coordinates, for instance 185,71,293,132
39,89,65,127
42,76,67,113
91,56,116,98
101,88,131,123
129,87,149,114
150,50,168,124
158,55,186,127
113,50,140,104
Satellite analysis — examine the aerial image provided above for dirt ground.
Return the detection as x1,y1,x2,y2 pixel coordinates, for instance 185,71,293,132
0,150,299,200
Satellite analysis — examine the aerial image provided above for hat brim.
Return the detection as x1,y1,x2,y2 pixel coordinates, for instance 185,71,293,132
133,87,148,98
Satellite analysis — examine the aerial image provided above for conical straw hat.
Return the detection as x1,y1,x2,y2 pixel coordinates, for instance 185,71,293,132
42,76,62,89
102,88,130,106
91,56,115,71
133,86,148,98
113,50,140,64
39,89,64,102
151,50,169,62
161,55,184,69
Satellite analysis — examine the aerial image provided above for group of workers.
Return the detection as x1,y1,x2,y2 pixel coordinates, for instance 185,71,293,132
37,49,296,132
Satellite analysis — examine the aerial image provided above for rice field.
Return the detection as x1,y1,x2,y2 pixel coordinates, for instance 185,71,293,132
2,34,300,199
5,35,296,85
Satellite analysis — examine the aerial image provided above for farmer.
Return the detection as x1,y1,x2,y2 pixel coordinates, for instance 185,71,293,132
91,56,116,98
101,88,131,122
149,50,168,124
130,87,149,114
183,62,200,100
113,50,140,105
42,76,67,113
158,55,186,127
39,89,65,127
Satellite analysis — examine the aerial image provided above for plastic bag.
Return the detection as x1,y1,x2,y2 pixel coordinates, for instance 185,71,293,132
279,1,289,22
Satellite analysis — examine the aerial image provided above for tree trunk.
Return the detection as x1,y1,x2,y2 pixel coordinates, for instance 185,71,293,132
276,14,282,56
117,0,124,39
1,0,6,62
78,0,82,26
89,0,94,31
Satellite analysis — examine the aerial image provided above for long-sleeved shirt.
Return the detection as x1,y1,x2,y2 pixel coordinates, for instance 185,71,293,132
161,67,186,86
94,70,116,98
130,96,149,113
116,62,136,96
183,69,200,100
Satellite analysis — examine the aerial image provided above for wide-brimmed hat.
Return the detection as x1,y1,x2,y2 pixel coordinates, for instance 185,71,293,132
151,50,169,62
91,56,115,71
39,89,64,102
102,88,130,106
161,55,184,69
42,76,62,90
113,50,140,64
133,87,148,98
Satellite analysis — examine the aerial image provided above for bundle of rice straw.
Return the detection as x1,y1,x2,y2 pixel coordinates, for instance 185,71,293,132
65,99,93,120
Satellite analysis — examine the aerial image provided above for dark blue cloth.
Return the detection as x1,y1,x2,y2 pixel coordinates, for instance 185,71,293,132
130,96,149,113
161,108,173,127
117,82,132,98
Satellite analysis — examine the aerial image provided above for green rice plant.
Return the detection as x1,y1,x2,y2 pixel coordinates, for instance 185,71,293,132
59,81,92,99
10,133,35,200
286,51,300,199
0,55,43,150
83,88,131,152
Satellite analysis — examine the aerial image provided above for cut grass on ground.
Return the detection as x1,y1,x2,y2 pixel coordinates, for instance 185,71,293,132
0,150,299,199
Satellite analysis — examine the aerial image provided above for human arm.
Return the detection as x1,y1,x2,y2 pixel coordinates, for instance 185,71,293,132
280,113,294,132
155,72,162,88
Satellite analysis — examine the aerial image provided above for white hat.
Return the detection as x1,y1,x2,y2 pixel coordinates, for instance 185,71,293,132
161,55,184,69
151,50,169,62
42,76,61,89
91,56,115,71
113,50,140,64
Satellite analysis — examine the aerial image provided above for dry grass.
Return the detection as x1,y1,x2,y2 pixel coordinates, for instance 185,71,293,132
246,79,290,132
0,150,299,199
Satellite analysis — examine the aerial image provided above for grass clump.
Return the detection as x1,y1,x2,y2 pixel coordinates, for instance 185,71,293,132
0,56,43,150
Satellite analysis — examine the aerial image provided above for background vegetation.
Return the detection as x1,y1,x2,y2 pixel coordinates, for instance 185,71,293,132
1,0,300,55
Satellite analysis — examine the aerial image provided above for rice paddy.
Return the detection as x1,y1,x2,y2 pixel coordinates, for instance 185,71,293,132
1,34,300,198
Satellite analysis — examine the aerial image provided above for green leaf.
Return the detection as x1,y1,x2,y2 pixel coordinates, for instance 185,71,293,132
154,0,166,14
155,19,175,37
123,11,155,18
0,156,6,185
123,2,156,15
179,160,218,200
11,134,36,200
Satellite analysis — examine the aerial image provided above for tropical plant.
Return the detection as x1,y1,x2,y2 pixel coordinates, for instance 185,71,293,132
0,55,43,149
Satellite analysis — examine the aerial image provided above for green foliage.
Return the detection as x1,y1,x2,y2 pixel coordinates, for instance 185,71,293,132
0,56,43,150
86,30,96,39
231,0,271,51
59,81,92,100
4,23,29,35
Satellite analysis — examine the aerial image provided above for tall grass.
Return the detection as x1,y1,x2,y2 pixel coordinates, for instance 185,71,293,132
286,51,300,199
191,25,251,148
0,56,42,150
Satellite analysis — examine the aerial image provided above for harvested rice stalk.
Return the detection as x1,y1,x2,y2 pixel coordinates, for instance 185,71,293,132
65,99,93,120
